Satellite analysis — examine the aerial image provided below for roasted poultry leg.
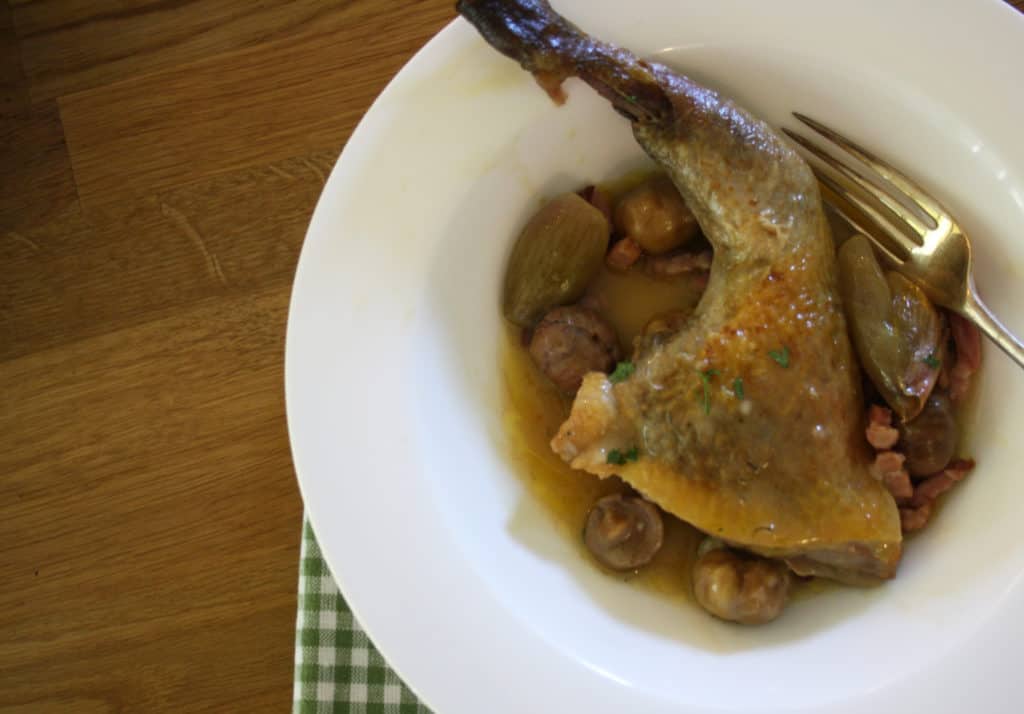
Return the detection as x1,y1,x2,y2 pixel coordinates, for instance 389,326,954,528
458,0,902,582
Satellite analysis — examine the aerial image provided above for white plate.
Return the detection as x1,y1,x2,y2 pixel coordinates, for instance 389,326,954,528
286,1,1024,711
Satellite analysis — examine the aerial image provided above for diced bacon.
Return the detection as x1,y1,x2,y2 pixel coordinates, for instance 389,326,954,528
883,469,914,502
866,404,899,450
949,313,981,403
645,249,712,279
871,450,905,480
899,459,975,532
868,404,893,427
900,504,933,533
871,450,913,503
910,459,975,508
605,237,643,271
950,314,982,371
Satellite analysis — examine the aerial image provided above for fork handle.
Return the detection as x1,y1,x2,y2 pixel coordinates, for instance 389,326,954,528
962,291,1024,370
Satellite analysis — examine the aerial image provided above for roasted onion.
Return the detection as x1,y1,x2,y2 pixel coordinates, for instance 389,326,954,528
839,235,942,420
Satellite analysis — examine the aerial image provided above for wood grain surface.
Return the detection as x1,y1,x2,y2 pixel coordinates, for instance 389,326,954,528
1,1,454,712
1,1,1021,711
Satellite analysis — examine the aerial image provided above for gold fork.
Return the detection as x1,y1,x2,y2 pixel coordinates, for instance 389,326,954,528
783,113,1024,369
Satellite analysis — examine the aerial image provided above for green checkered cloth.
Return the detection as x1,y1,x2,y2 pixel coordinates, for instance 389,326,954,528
294,519,432,713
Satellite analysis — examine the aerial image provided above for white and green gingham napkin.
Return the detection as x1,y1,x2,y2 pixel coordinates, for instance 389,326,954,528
294,520,432,714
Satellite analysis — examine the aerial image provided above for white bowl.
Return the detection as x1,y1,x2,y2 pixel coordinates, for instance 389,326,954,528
286,1,1024,711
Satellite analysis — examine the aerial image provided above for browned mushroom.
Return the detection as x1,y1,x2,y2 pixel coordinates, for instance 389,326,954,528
899,391,958,478
529,306,621,394
613,174,700,255
583,493,664,570
692,539,792,624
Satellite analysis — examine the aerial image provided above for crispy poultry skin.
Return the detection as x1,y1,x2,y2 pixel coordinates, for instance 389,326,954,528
458,0,902,582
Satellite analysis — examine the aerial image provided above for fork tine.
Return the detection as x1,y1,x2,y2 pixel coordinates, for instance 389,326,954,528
813,167,914,259
793,113,941,229
785,128,920,255
782,128,928,243
814,171,909,265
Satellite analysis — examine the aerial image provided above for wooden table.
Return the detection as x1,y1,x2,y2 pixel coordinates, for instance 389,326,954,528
1,1,455,711
1,1,1021,711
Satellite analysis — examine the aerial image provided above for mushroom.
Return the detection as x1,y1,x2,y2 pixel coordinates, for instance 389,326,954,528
583,493,664,570
613,174,700,255
692,539,792,625
528,305,621,394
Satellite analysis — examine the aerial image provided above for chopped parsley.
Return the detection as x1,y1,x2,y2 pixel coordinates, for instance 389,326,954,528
699,369,719,415
923,352,941,369
768,346,790,368
609,361,635,383
607,446,639,466
607,450,626,465
733,378,745,400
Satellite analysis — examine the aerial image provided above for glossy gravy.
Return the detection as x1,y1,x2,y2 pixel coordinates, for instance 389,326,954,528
500,259,706,600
